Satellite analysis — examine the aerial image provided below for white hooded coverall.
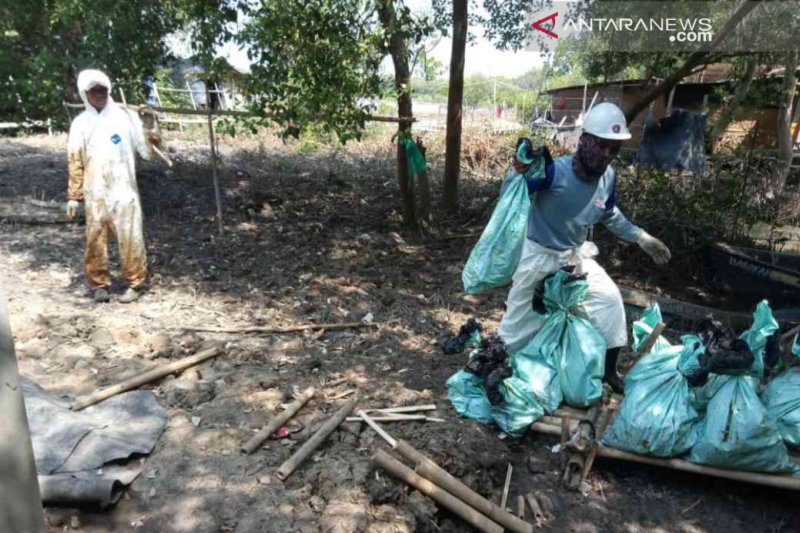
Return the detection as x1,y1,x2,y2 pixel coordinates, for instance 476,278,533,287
67,70,151,290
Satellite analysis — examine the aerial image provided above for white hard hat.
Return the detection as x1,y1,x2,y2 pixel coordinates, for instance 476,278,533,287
582,102,631,140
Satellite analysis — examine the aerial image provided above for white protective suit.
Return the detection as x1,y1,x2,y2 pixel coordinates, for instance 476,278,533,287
498,239,627,355
67,70,151,290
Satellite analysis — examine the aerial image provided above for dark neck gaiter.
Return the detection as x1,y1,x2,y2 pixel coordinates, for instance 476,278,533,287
572,133,614,181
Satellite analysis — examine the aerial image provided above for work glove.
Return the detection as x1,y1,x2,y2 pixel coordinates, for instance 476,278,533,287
66,200,81,219
636,231,671,265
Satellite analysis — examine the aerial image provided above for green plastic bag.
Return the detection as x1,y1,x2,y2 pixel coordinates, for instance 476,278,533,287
689,301,798,473
490,377,545,437
761,368,800,450
446,370,493,424
602,304,705,457
462,173,530,294
511,345,562,413
519,270,606,408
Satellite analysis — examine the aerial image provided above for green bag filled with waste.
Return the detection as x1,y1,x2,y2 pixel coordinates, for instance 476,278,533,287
462,171,532,294
518,269,606,408
446,370,493,424
602,304,705,457
689,301,798,473
510,346,562,414
490,377,545,437
761,368,800,450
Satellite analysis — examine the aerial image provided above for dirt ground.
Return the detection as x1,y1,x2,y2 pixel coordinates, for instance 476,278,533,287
1,130,799,533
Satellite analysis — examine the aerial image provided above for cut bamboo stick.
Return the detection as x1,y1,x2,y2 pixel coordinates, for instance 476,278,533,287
399,442,534,533
373,450,503,533
500,464,512,510
524,492,545,527
357,410,397,447
276,397,357,481
177,321,381,334
631,322,667,366
370,404,437,414
71,346,221,410
515,495,525,520
346,415,427,422
359,414,533,533
241,387,316,454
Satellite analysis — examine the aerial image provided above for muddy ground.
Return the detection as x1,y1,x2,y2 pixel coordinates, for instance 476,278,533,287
1,130,799,533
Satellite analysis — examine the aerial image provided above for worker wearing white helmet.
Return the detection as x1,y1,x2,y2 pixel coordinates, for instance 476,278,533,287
499,102,670,391
66,69,160,303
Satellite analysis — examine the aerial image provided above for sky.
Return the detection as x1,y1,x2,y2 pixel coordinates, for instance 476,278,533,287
209,1,547,79
403,0,545,78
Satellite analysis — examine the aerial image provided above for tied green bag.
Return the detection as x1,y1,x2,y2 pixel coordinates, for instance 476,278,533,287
602,304,705,457
761,333,800,450
689,301,798,473
462,161,542,294
517,270,606,408
761,368,800,450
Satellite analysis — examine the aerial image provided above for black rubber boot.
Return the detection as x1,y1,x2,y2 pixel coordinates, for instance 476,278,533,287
603,347,624,394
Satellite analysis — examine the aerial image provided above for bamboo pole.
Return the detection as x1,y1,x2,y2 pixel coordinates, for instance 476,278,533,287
205,84,224,236
357,410,397,447
633,322,667,360
65,101,414,123
241,387,316,454
346,415,428,422
399,442,534,533
177,321,381,334
529,422,800,491
71,346,222,410
358,411,533,533
373,450,504,533
500,464,512,510
276,397,357,481
370,404,437,414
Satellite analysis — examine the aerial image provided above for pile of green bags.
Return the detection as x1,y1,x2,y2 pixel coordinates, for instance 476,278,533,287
447,270,606,437
604,301,799,474
602,304,705,457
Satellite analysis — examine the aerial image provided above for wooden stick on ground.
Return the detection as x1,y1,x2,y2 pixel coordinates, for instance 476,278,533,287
178,321,382,334
398,442,534,533
276,396,357,481
524,492,545,528
241,387,316,454
71,346,222,411
346,414,427,423
515,495,525,520
373,450,503,533
500,464,512,510
370,404,437,414
529,422,800,491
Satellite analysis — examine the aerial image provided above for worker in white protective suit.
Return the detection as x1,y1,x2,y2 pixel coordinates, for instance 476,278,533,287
498,102,671,392
66,69,159,303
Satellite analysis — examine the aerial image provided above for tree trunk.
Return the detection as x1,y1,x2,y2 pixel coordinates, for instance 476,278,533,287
624,1,759,123
774,51,798,192
442,0,467,212
707,58,756,152
378,0,417,227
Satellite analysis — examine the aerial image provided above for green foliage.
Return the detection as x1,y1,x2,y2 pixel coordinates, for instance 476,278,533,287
237,0,383,142
0,1,184,126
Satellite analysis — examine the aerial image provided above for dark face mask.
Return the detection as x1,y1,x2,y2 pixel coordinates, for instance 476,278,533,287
572,133,621,181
